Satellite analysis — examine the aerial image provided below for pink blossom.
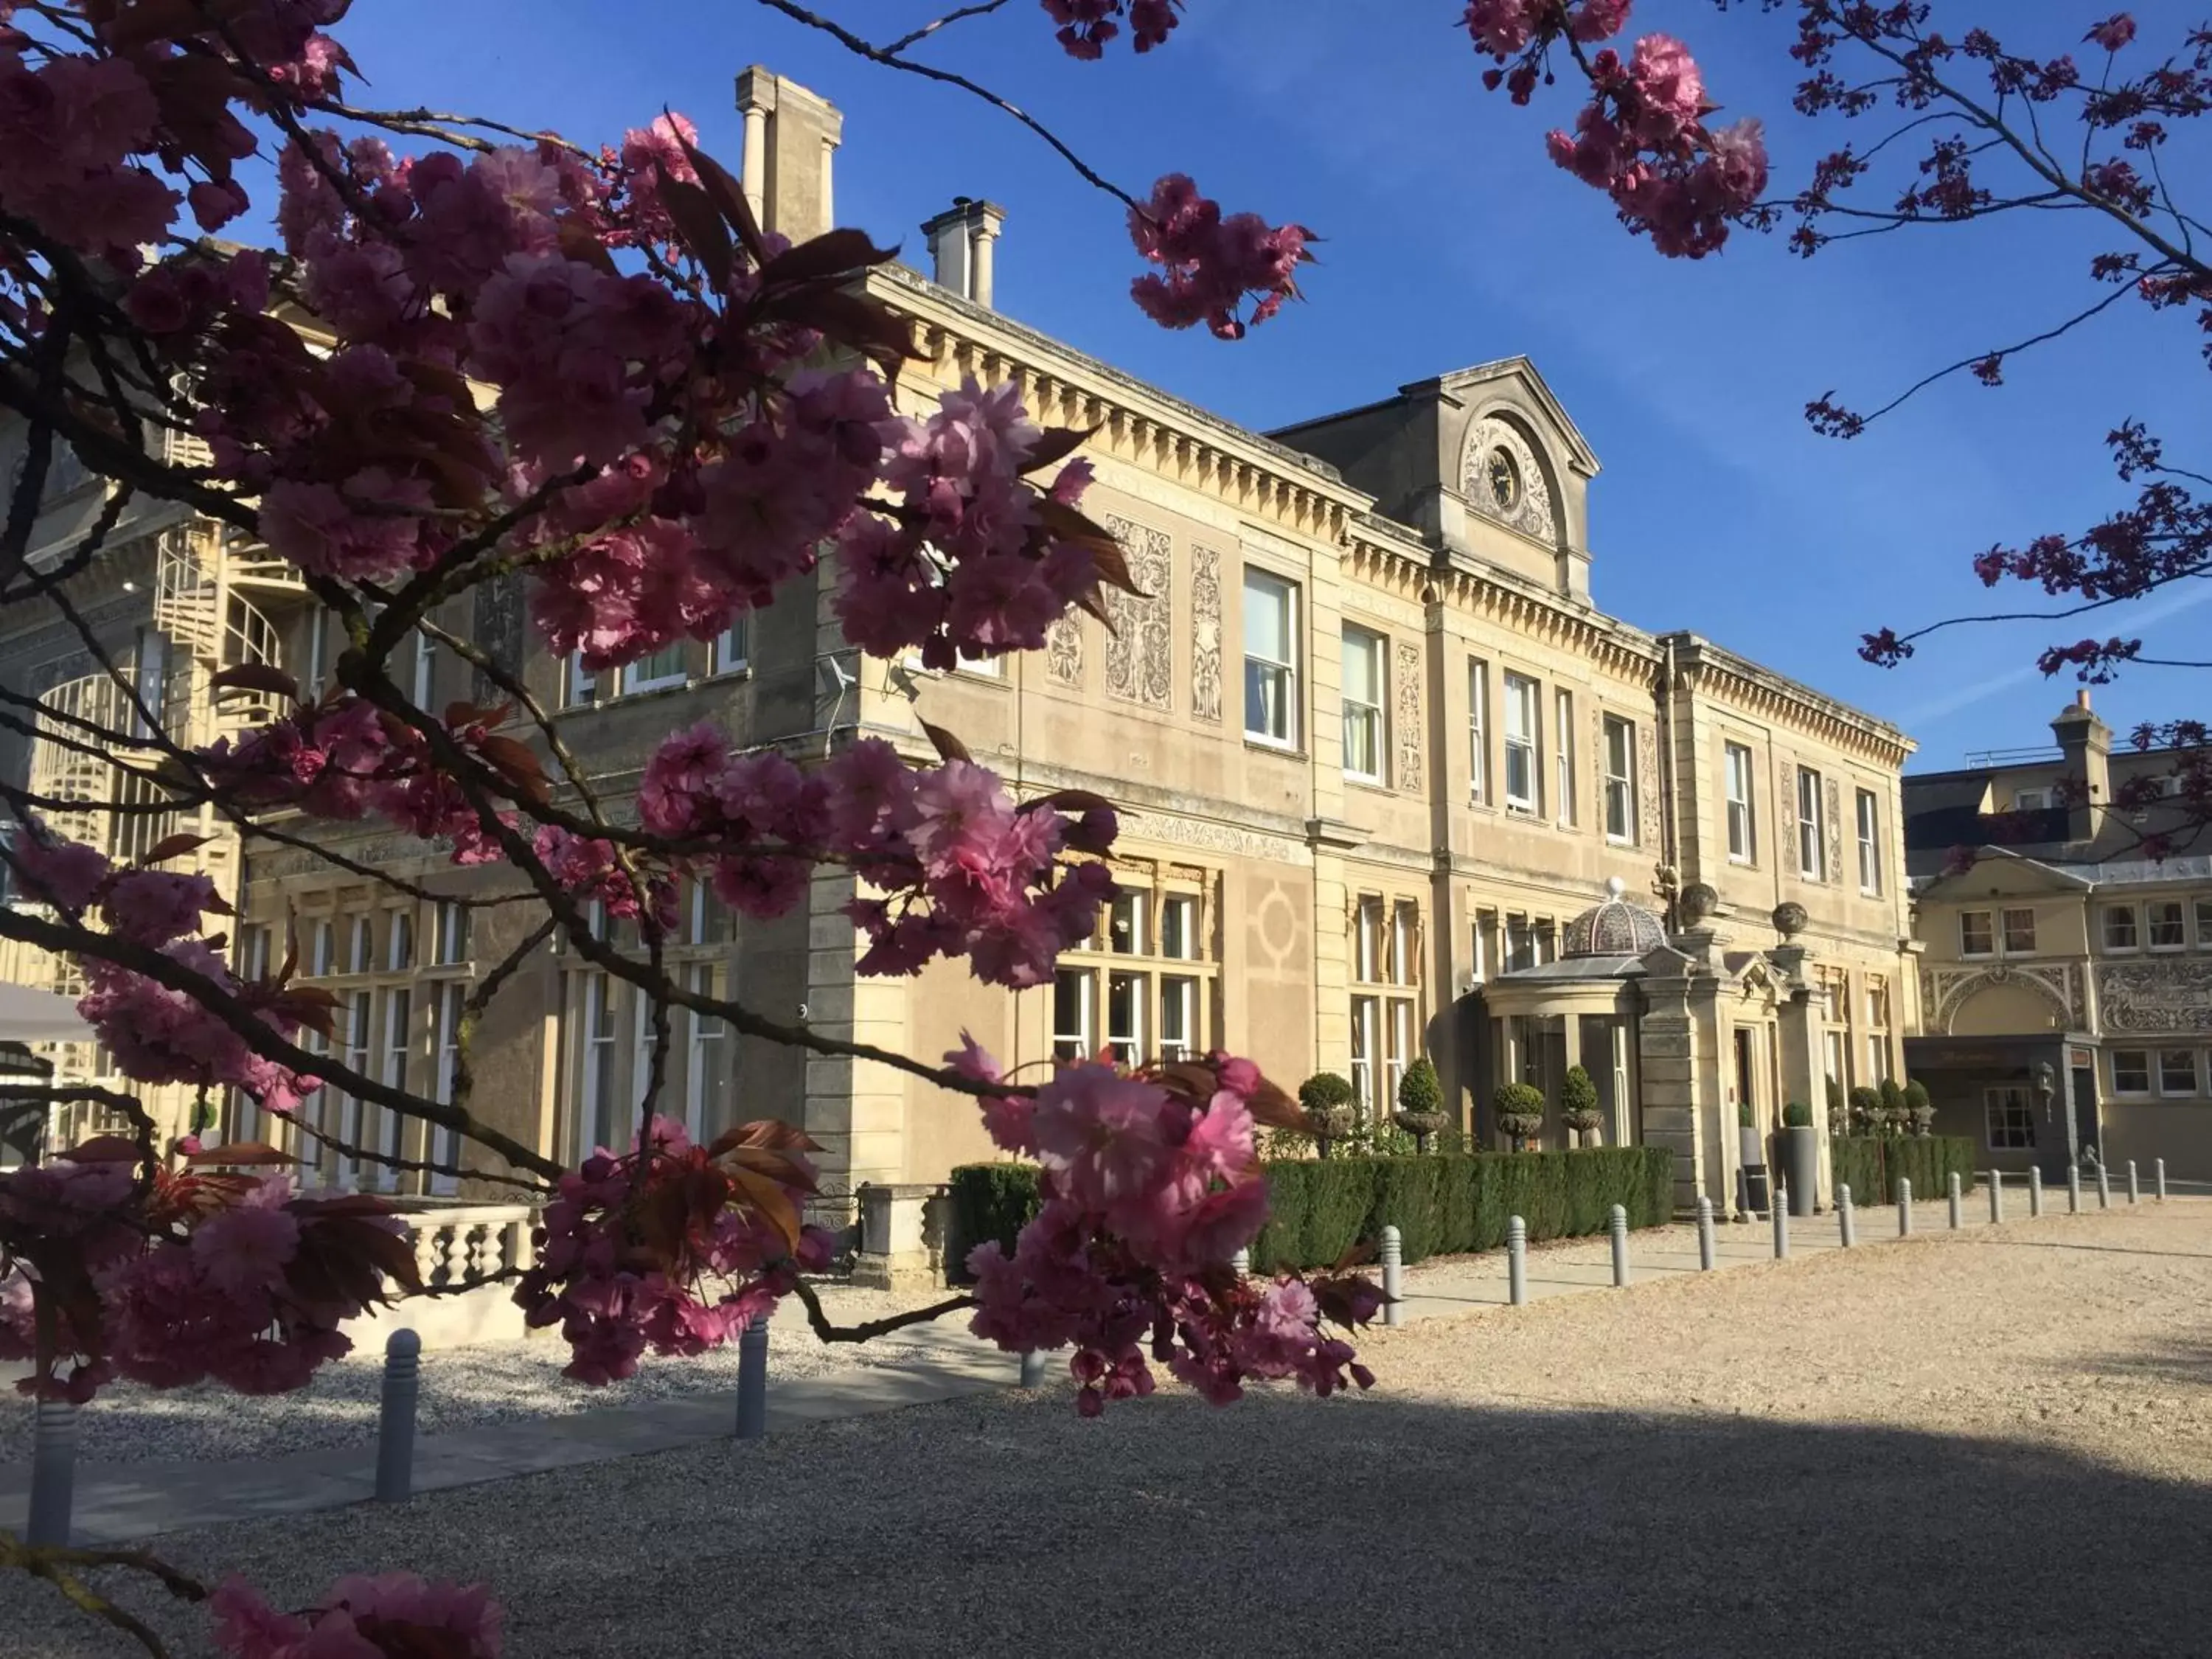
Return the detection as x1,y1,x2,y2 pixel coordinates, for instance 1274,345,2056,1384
11,828,110,911
1627,34,1707,143
1127,175,1314,339
260,472,438,582
2086,13,2136,52
211,1571,503,1659
102,869,225,947
190,1203,302,1298
1571,0,1632,44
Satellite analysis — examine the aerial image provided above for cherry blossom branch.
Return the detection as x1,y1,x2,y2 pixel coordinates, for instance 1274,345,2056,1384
882,0,1016,56
748,0,1143,210
0,1531,206,1659
785,1273,975,1343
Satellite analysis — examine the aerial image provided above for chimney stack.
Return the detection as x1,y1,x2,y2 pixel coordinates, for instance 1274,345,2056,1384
2051,689,2111,844
921,198,1007,307
734,66,843,244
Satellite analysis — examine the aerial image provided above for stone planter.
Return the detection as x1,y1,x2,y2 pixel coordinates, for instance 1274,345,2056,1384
1738,1124,1770,1217
1310,1105,1354,1158
1392,1110,1448,1154
1500,1113,1544,1150
1780,1125,1819,1217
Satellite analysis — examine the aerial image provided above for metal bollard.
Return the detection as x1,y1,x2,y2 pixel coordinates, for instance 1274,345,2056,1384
2157,1158,2168,1202
1610,1205,1630,1286
374,1329,420,1504
2128,1161,2140,1206
1837,1183,1856,1249
1019,1349,1050,1388
1382,1224,1405,1327
1771,1185,1790,1259
734,1313,769,1441
1507,1214,1528,1306
27,1397,77,1545
1898,1178,1913,1237
1989,1169,2004,1225
2097,1164,2111,1211
1230,1247,1251,1278
1948,1172,1962,1231
1696,1196,1715,1270
2067,1166,2081,1214
2030,1165,2045,1217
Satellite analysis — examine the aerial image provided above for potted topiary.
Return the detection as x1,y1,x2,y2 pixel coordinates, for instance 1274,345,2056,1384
1559,1064,1603,1147
1825,1075,1846,1123
1494,1081,1546,1152
1779,1099,1818,1217
1737,1099,1771,1217
1877,1076,1908,1136
1391,1055,1449,1153
1847,1085,1881,1139
1298,1071,1357,1158
1903,1079,1934,1138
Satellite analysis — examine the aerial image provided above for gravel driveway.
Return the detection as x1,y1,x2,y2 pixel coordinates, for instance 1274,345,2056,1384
10,1203,2212,1657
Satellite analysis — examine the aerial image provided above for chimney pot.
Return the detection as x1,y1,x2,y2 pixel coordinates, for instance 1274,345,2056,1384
2076,689,2092,710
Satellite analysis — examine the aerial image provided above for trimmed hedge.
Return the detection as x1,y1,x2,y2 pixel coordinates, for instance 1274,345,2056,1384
946,1162,1044,1281
1829,1135,1978,1206
951,1145,1677,1279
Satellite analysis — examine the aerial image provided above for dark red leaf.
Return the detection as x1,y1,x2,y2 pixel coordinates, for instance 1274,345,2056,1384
671,131,770,265
920,720,971,765
1020,425,1098,475
187,1141,296,1166
139,832,211,866
759,229,901,290
654,162,734,296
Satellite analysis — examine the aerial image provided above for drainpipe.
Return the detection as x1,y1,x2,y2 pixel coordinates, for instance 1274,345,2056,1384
1656,640,1681,931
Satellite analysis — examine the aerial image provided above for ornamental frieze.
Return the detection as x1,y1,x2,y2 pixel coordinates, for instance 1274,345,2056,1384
1101,513,1172,710
2097,959,2212,1034
1189,543,1223,723
1926,962,2079,1033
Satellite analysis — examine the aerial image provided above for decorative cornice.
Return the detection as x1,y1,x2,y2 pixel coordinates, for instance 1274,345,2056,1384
869,265,1366,549
1666,637,1914,768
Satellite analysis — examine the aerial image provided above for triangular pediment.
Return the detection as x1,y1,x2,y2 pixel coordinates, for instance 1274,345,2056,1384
1418,356,1599,478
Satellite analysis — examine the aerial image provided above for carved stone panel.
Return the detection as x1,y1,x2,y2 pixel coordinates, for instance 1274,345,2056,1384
1046,613,1083,686
1824,776,1845,887
1458,414,1557,546
2097,959,2212,1033
470,572,526,704
1101,514,1172,710
1928,963,2079,1034
1775,752,1796,882
1636,722,1661,849
1190,543,1222,723
1394,639,1422,793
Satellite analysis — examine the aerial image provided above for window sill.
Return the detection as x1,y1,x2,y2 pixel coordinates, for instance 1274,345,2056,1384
1604,833,1636,848
1244,734,1304,759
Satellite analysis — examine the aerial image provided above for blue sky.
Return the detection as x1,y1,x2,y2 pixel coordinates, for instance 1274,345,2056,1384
322,0,2208,770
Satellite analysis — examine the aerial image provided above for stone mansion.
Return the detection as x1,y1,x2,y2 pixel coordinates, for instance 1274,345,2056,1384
0,67,1924,1227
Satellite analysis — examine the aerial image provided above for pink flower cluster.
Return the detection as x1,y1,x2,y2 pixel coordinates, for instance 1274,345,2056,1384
834,378,1104,668
1,1148,414,1402
12,824,319,1117
641,726,1116,987
1127,175,1315,338
1043,0,1183,58
212,1571,502,1659
514,1116,835,1384
957,1048,1378,1415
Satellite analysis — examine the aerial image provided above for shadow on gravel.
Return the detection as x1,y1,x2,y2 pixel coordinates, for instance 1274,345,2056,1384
2075,1335,2212,1387
8,1388,2209,1658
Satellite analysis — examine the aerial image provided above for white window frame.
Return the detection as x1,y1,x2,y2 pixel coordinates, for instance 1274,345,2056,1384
1340,624,1386,783
1958,910,1994,959
685,961,728,1144
1602,714,1635,844
338,988,372,1189
2157,1048,2199,1097
577,970,619,1155
386,909,413,973
1503,672,1540,815
308,917,335,978
369,986,409,1192
433,901,469,967
2147,900,2188,951
1855,788,1881,895
347,914,373,975
131,630,169,740
1725,742,1756,863
622,641,689,696
1354,896,1382,983
566,652,597,709
1161,894,1198,961
2013,787,2053,810
2196,897,2212,949
712,619,750,675
1349,992,1378,1113
1467,658,1490,806
1107,968,1149,1067
2111,1048,2152,1096
1242,568,1299,749
1554,687,1576,828
427,980,463,1194
2002,907,2037,955
1108,888,1148,956
410,629,437,708
1052,967,1096,1062
304,614,327,698
2104,904,2140,953
1796,766,1825,881
1159,974,1197,1063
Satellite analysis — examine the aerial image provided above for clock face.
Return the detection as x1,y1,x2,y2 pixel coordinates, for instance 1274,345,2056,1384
1486,448,1520,512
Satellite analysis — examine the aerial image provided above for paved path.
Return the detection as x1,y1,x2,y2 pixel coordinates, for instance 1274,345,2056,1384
0,1172,2157,1545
